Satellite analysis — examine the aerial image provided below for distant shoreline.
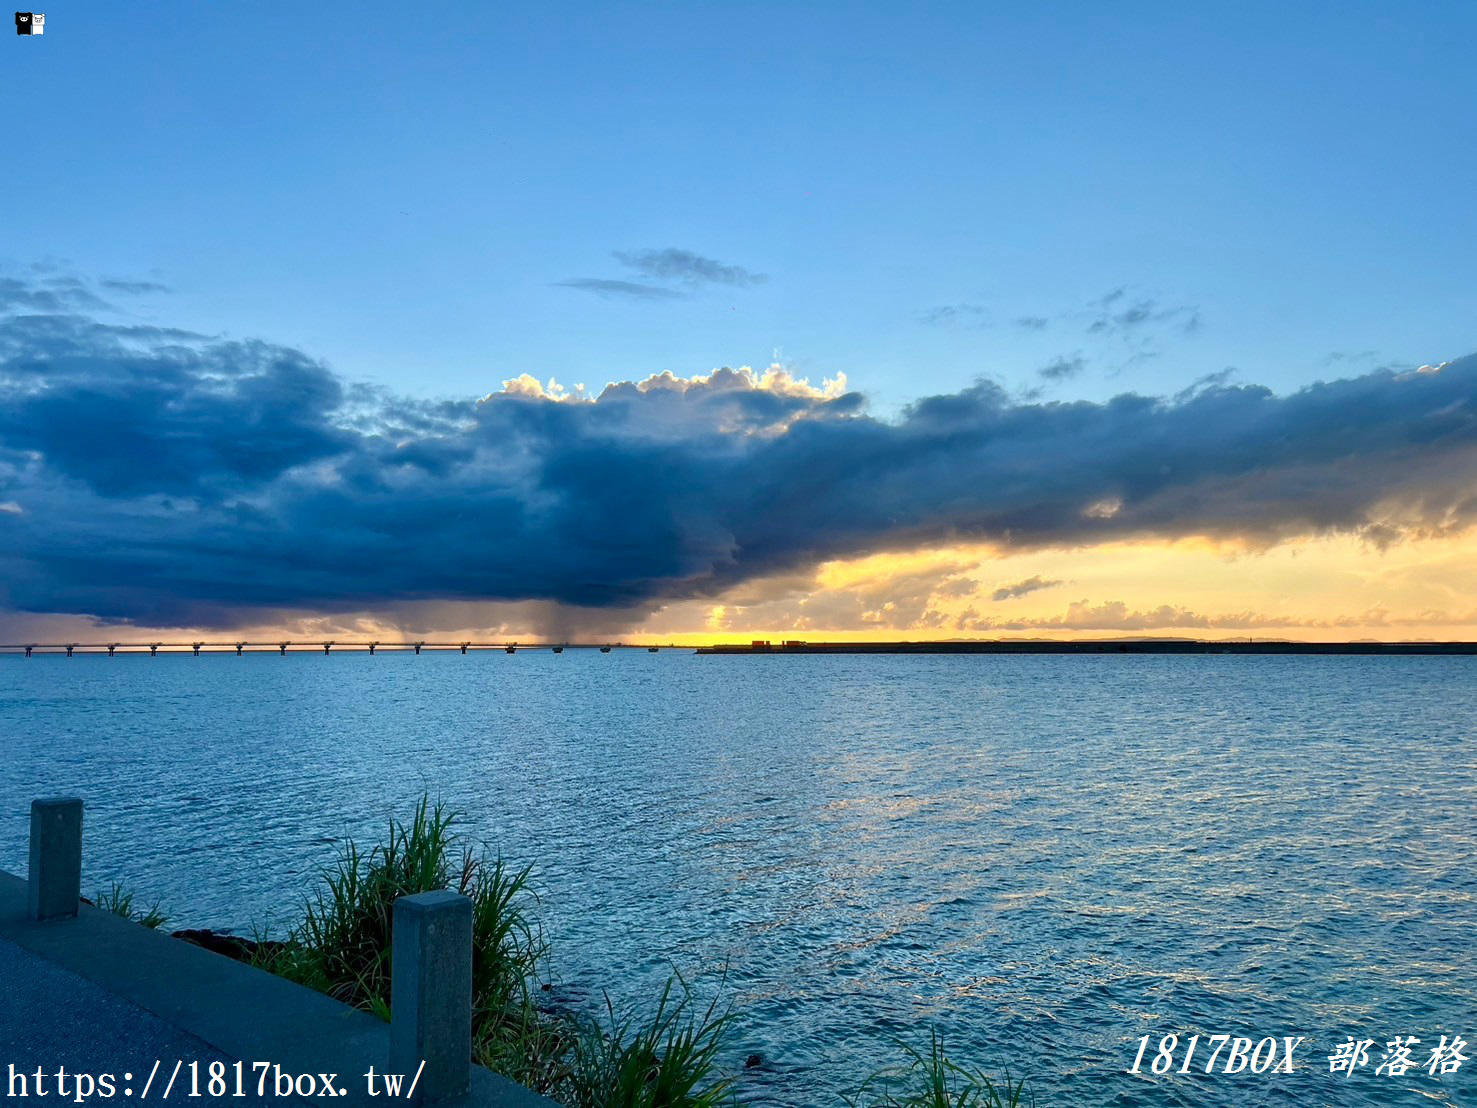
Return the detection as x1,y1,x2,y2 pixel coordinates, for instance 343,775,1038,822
5,639,1477,657
696,640,1477,655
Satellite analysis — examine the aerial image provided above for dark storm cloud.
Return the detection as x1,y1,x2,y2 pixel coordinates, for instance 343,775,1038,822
2,277,1476,627
0,313,349,498
611,249,765,289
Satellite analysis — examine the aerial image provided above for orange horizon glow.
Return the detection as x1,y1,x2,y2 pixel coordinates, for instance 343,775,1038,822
7,526,1477,648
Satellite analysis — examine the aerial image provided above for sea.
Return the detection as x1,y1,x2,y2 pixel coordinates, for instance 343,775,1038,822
1,651,1473,1107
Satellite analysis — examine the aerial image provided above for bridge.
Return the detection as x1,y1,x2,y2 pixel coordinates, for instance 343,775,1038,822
0,641,694,656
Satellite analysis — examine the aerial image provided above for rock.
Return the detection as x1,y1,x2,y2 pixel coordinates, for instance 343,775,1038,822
745,1053,765,1069
171,928,289,964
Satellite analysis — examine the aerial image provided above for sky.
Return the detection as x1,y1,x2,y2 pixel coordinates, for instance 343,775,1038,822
3,1,1477,643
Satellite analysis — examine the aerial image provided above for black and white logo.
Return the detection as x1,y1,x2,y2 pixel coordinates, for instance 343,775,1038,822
15,11,42,34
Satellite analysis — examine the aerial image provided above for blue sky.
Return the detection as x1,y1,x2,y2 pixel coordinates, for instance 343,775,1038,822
5,2,1477,641
12,2,1475,412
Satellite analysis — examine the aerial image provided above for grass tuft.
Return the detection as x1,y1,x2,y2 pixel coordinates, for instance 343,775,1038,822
255,796,735,1102
844,1029,1032,1108
562,974,737,1108
96,881,169,930
263,797,463,1008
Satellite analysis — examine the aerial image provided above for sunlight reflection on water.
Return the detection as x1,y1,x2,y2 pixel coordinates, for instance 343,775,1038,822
1,653,1474,1106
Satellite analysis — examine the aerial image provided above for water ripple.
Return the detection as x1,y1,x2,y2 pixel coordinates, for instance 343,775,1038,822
1,653,1473,1106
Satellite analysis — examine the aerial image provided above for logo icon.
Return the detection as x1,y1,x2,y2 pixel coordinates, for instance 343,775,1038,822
15,11,42,34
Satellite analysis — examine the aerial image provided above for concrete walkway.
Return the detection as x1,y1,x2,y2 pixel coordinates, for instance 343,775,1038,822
1,935,231,1066
0,871,556,1107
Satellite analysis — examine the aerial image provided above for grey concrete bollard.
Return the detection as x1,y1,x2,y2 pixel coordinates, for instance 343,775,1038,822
392,890,473,1102
29,797,83,922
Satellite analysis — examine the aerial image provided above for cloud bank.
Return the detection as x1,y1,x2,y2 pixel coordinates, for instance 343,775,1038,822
1,275,1475,629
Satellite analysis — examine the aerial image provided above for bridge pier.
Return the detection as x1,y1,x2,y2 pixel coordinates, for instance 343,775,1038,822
600,645,612,653
24,645,34,658
368,642,378,655
192,642,202,656
414,642,424,655
278,643,289,655
106,644,118,657
506,643,517,654
323,642,333,655
65,645,75,657
552,645,564,653
459,643,469,654
234,643,244,656
149,644,160,657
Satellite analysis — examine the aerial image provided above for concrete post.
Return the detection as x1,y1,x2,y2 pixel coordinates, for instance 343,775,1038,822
29,797,83,921
392,891,472,1102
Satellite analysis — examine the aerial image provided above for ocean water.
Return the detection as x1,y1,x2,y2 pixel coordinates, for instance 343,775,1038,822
1,652,1473,1107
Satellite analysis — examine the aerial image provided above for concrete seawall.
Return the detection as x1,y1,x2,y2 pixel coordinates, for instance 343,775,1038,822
0,870,557,1107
